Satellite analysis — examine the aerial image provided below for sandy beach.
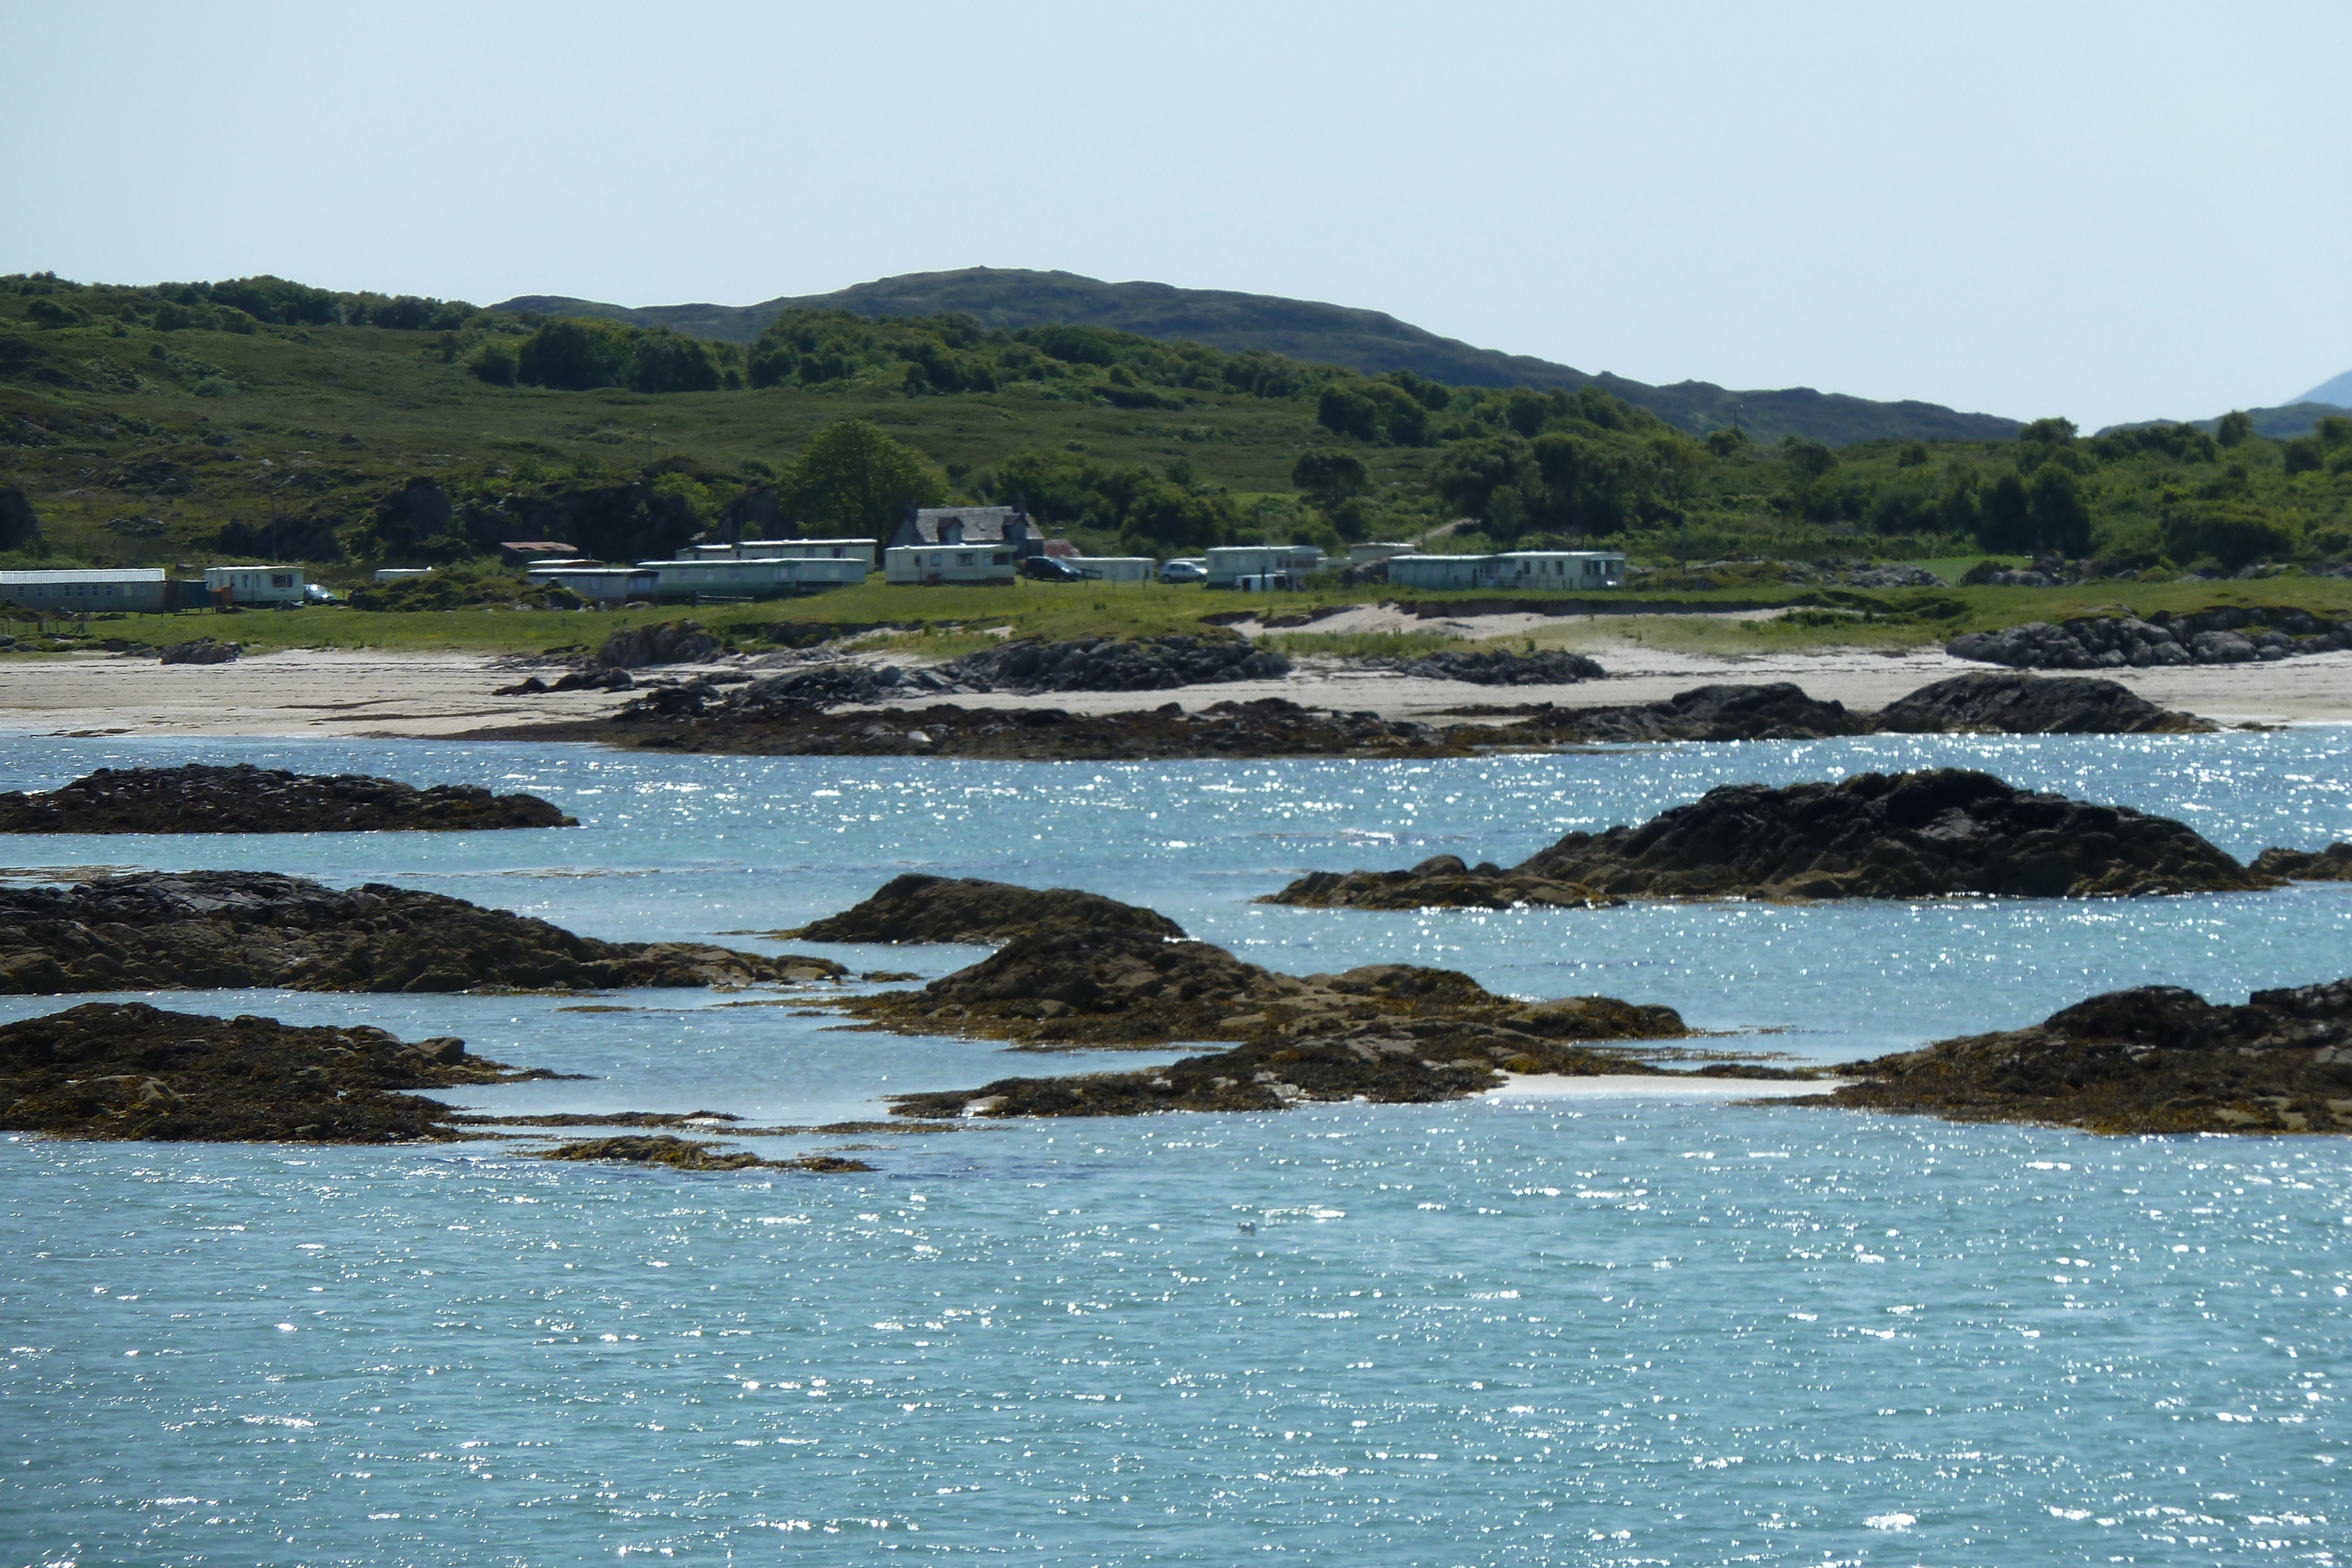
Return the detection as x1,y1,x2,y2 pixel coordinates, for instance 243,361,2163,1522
2,636,2349,741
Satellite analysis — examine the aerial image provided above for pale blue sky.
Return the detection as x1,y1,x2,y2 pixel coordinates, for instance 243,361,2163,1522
6,1,2346,429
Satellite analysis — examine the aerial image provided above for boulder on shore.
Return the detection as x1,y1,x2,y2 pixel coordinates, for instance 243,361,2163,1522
1502,683,1866,744
1262,768,2270,909
599,619,721,669
1801,978,2352,1134
0,763,577,834
786,874,1187,944
0,870,847,995
158,637,239,666
0,1001,551,1142
2251,842,2352,882
938,633,1288,694
1367,648,1606,686
1946,606,2351,670
1872,673,2213,735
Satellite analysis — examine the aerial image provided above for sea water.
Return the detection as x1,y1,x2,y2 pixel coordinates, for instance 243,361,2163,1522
1,730,2347,1564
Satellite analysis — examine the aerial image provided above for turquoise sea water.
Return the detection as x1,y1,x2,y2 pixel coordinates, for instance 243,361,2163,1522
2,731,2348,1564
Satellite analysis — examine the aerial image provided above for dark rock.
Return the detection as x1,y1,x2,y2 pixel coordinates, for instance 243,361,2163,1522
786,874,1188,944
600,619,722,668
0,763,576,834
0,485,39,552
1262,768,2270,910
1803,978,2352,1134
537,1134,872,1172
0,1001,552,1143
2251,842,2352,882
0,870,848,995
1873,673,2214,735
937,633,1289,694
1947,606,2351,670
1501,683,1865,744
159,637,239,666
1368,648,1606,685
863,918,1706,1117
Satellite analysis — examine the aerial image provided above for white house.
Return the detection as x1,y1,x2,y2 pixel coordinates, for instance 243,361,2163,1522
884,544,1018,586
205,564,305,606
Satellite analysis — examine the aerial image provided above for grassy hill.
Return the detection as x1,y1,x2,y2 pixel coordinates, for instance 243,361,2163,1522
500,267,2022,446
4,270,2347,621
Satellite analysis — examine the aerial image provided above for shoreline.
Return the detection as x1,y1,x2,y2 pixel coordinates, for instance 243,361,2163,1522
2,643,2350,744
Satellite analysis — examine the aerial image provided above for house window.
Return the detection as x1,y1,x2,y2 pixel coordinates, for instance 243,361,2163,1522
271,574,293,589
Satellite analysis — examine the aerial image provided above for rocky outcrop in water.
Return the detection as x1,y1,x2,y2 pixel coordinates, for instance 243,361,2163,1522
866,915,1715,1116
158,637,239,666
1946,606,2352,670
1872,673,2214,735
0,764,577,834
1363,648,1606,686
786,874,1188,945
0,1001,553,1142
939,633,1289,693
849,914,1687,1053
537,1134,873,1172
2251,843,2352,882
499,696,1463,762
1802,979,2352,1134
0,871,847,995
1262,769,2270,910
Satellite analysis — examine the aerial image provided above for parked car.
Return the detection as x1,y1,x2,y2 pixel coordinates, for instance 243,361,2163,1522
1158,557,1207,583
303,583,340,604
1021,555,1087,583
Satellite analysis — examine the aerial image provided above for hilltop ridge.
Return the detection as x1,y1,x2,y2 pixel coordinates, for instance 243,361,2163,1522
497,266,2019,446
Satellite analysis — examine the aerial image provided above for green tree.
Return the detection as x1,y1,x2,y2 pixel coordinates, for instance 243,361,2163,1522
1291,449,1369,509
777,420,947,537
1978,470,2033,551
2026,466,2091,554
1315,383,1380,440
517,318,636,390
2160,500,2295,569
2215,409,2256,448
470,339,519,387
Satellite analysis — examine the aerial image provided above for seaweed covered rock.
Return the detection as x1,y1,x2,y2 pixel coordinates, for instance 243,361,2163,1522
786,874,1187,945
1366,648,1605,686
847,918,1688,1054
2251,842,2352,882
938,633,1289,694
1262,769,2270,909
1872,673,2213,735
1804,978,2352,1134
0,870,847,995
0,763,577,834
538,1134,873,1172
0,1001,550,1142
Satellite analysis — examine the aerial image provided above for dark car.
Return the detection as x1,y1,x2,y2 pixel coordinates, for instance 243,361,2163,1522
1021,555,1086,583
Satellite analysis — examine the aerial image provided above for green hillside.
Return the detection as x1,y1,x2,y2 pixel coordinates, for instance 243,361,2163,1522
4,271,2347,604
499,267,2022,446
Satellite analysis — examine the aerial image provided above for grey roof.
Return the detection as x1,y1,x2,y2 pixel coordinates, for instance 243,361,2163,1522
895,506,1033,548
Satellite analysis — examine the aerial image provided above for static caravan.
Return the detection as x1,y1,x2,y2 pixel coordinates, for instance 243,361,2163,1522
1068,556,1154,584
205,564,305,606
1385,554,1487,591
734,539,877,569
1492,550,1626,589
373,567,432,584
884,544,1018,586
1205,544,1322,591
1348,541,1417,564
525,564,660,605
644,557,866,600
0,567,176,612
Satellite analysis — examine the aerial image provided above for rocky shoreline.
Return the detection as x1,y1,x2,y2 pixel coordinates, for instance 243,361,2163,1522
1262,768,2270,909
0,763,576,834
0,870,846,995
0,1001,556,1142
1947,606,2352,670
473,671,2220,760
1799,978,2352,1134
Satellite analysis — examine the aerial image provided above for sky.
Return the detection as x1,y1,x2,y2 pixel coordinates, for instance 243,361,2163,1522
6,1,2347,431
